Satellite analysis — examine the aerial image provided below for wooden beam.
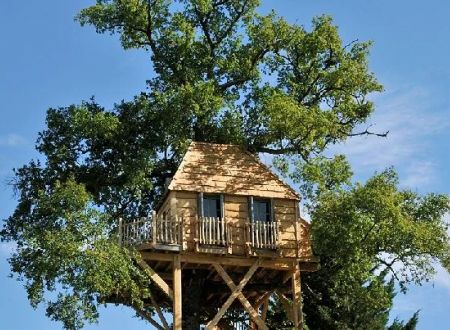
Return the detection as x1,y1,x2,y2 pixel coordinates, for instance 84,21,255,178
275,291,293,322
132,305,166,330
261,296,269,322
291,263,303,329
282,270,293,284
299,261,320,272
205,282,290,294
253,291,272,310
140,251,295,270
149,292,170,330
207,260,268,330
136,258,174,300
173,254,182,330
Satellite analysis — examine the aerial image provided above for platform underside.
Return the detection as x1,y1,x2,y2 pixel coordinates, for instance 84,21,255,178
138,249,318,313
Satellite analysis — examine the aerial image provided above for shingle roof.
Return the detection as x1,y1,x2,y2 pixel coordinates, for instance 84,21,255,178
168,142,300,200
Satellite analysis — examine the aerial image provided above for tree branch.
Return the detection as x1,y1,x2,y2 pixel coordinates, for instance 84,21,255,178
348,125,389,138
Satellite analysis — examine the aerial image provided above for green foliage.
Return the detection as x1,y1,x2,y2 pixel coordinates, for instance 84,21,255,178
388,311,419,330
1,1,448,329
302,169,449,329
3,179,151,330
265,295,294,330
76,0,382,157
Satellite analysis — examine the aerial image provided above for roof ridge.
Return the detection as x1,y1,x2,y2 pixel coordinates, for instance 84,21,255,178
191,141,241,147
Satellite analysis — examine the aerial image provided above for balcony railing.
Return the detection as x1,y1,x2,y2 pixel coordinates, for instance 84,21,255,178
247,220,279,250
120,215,182,247
119,215,280,252
121,217,153,246
196,217,231,246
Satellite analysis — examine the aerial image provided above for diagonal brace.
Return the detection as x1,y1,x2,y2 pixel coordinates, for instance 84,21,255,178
136,258,174,300
149,292,170,330
206,259,268,330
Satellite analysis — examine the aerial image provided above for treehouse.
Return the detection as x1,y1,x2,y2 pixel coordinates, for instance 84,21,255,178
119,142,319,330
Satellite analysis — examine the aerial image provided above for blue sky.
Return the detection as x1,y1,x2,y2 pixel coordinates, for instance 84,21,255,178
0,0,449,329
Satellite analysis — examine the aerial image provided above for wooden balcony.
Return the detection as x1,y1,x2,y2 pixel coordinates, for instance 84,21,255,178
119,215,281,254
120,216,183,251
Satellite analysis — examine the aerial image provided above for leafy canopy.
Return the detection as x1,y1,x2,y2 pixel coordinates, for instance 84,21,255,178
1,1,449,329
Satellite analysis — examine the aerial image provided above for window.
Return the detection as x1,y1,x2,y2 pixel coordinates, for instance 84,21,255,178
251,198,272,222
199,193,223,218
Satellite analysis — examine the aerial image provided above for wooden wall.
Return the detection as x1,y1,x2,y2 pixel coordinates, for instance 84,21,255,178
158,190,313,259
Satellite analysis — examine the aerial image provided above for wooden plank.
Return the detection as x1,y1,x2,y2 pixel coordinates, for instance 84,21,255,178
136,259,173,300
140,251,296,269
173,255,182,330
175,191,197,199
206,260,262,329
223,210,248,219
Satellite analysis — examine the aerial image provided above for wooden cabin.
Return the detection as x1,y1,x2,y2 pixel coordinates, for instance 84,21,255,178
119,142,319,330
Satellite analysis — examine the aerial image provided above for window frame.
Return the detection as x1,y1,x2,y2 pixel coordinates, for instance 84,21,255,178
198,192,224,219
248,197,275,222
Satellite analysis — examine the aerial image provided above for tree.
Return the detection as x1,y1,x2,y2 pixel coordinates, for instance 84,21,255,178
301,169,449,329
1,1,449,329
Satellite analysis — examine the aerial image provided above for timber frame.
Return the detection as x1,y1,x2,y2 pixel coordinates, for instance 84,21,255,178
126,251,318,329
119,142,319,329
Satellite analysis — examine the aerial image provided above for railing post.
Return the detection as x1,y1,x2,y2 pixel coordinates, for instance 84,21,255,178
196,215,201,248
152,211,157,245
118,217,123,246
246,220,252,255
179,215,186,250
277,220,282,255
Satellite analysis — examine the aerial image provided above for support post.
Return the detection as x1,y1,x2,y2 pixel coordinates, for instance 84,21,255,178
173,254,182,330
261,296,269,322
291,262,303,329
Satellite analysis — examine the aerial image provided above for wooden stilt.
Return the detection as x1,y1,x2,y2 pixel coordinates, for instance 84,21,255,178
291,262,303,329
261,296,269,322
173,254,182,330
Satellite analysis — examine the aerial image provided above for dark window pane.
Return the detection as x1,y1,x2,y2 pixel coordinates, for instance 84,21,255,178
203,195,221,218
253,199,271,222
